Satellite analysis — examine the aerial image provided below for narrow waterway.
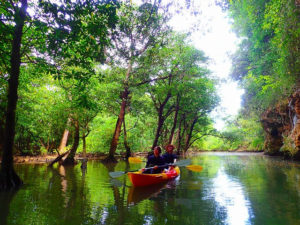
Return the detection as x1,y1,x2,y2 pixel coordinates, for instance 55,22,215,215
1,152,300,225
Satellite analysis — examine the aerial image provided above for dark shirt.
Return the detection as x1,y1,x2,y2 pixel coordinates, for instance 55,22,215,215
146,155,165,167
162,153,178,164
144,155,166,174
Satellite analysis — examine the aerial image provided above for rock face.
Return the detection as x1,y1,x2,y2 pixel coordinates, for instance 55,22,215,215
261,89,300,159
261,100,290,155
289,91,300,152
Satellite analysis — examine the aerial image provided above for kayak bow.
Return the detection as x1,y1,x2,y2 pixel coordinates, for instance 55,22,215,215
128,166,180,187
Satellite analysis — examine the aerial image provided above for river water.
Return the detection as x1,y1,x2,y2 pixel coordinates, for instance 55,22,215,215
1,152,300,225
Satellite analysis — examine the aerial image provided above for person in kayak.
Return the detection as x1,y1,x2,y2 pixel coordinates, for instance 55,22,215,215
162,144,178,164
143,146,166,174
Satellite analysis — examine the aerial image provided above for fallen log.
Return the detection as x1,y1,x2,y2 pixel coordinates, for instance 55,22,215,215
48,150,70,167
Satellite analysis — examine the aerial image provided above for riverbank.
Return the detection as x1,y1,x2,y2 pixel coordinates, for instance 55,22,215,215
0,153,108,164
0,150,264,164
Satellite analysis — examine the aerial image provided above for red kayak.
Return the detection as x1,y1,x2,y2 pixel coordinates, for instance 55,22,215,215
127,166,180,187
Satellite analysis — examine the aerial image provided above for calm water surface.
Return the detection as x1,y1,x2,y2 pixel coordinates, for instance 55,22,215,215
1,152,300,225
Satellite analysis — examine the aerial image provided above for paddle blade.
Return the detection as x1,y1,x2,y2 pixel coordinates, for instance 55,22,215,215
109,171,126,178
110,178,123,187
186,165,203,172
174,159,191,167
128,157,143,163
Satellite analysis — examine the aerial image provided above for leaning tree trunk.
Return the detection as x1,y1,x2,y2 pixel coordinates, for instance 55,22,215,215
58,128,69,154
63,120,80,165
104,87,129,162
0,0,27,190
58,118,71,153
104,61,132,163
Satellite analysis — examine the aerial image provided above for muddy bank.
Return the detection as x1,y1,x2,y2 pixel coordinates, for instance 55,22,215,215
0,153,108,164
0,150,266,164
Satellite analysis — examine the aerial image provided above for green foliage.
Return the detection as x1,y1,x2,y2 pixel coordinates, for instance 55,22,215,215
38,0,119,66
280,135,298,157
15,66,69,154
135,34,219,150
82,111,156,154
200,113,264,151
1,1,220,156
229,0,299,112
227,0,300,151
82,115,115,153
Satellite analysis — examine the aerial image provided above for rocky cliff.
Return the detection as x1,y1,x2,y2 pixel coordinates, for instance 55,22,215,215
261,89,300,159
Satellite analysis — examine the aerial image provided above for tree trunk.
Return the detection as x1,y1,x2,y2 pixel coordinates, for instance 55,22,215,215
168,95,179,144
63,120,79,165
104,60,132,163
81,135,87,172
58,118,71,153
123,117,131,159
176,114,184,154
81,125,90,170
48,150,70,167
151,92,172,150
104,87,129,162
82,135,86,159
58,129,69,154
0,120,4,153
184,117,198,152
0,0,27,190
152,112,164,150
46,137,50,152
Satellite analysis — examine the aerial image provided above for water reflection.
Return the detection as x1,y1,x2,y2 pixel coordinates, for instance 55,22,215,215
0,190,18,225
212,167,252,225
4,154,300,225
127,183,166,205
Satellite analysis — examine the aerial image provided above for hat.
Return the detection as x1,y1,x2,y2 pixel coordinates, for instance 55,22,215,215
165,144,175,150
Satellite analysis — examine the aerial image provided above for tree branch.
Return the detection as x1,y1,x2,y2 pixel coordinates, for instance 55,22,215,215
164,104,175,118
21,53,38,64
149,91,159,110
160,91,171,109
134,74,172,86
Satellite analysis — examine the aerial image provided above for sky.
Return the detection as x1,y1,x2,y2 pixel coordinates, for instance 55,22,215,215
169,0,244,130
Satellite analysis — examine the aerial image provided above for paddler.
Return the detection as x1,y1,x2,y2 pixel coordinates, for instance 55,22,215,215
162,144,178,164
143,146,166,174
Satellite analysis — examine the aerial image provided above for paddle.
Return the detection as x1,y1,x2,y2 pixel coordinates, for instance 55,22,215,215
128,157,143,163
109,159,191,178
186,165,203,172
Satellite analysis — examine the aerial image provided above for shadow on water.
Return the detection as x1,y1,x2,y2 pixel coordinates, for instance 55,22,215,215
0,189,18,225
127,182,167,205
